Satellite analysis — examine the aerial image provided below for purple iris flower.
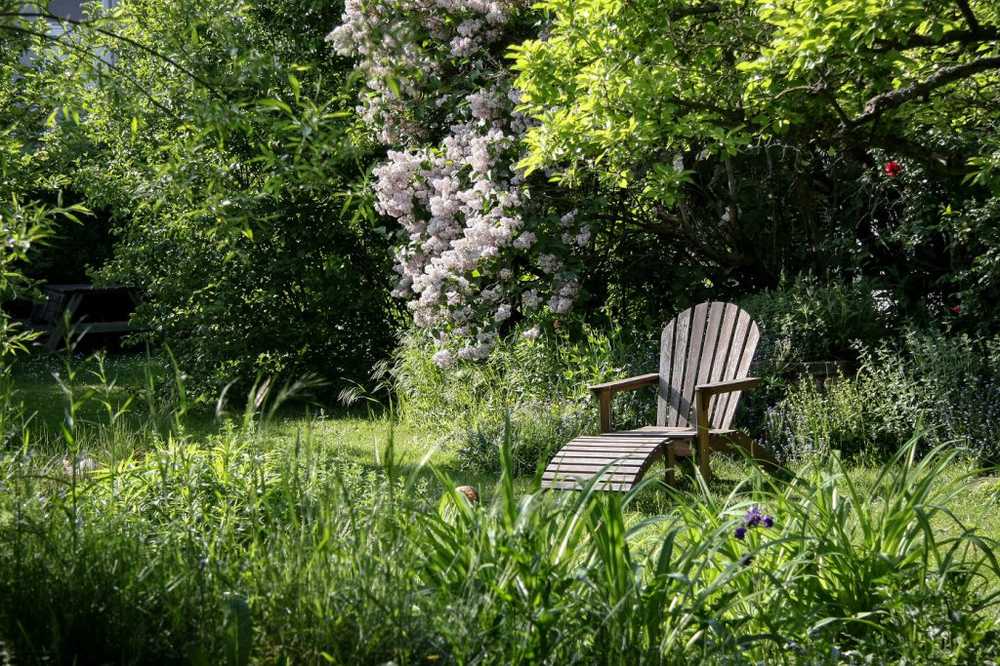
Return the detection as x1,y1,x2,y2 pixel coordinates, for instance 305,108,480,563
763,515,774,528
744,505,764,527
734,526,747,540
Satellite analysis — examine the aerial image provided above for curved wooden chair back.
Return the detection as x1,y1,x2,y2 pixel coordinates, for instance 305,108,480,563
656,302,760,430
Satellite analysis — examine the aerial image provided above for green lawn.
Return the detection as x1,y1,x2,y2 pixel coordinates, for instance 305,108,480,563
5,352,1000,663
11,351,1000,526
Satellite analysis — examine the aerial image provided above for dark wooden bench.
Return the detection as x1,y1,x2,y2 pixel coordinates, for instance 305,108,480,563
28,284,137,351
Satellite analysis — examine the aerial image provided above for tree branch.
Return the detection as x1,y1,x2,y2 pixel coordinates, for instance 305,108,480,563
872,25,999,51
0,23,184,122
852,55,1000,126
955,0,981,32
2,11,225,99
668,4,721,20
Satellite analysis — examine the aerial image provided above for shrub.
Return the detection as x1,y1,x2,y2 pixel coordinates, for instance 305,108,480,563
740,273,891,372
395,325,658,475
765,330,1000,463
24,0,399,398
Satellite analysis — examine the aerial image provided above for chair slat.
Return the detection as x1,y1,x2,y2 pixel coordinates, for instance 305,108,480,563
664,308,691,426
695,303,725,391
552,449,654,458
546,462,645,473
656,318,676,426
554,457,655,466
542,480,633,491
719,321,761,429
542,471,640,483
711,309,752,426
705,303,741,423
558,446,661,454
676,302,709,426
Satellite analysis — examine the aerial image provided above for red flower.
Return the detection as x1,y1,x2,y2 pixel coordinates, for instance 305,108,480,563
950,305,961,314
884,160,903,178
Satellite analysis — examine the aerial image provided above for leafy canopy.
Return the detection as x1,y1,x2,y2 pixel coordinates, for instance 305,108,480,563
514,0,1000,198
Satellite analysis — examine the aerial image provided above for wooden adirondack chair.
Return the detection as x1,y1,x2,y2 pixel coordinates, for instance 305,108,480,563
541,302,777,491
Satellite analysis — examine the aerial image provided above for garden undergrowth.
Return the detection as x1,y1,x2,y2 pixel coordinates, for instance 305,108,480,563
2,353,1000,663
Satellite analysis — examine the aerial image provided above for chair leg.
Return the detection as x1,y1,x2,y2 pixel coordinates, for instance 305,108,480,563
698,440,712,483
665,442,677,485
695,391,713,483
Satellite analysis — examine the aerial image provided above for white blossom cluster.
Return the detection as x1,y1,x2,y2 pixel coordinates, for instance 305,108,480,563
328,0,515,145
2,223,31,252
329,0,591,366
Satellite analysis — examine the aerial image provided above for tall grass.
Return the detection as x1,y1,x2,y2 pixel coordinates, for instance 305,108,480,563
394,327,658,475
1,354,999,663
765,331,1000,463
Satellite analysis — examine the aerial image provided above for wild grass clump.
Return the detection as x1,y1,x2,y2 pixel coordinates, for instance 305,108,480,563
1,363,998,665
765,331,1000,463
394,326,658,475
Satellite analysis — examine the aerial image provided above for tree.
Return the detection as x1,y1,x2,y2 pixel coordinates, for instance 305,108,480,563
20,0,400,394
513,0,1000,325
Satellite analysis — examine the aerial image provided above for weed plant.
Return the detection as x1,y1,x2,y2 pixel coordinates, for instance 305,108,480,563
395,327,658,475
766,331,1000,463
1,354,999,663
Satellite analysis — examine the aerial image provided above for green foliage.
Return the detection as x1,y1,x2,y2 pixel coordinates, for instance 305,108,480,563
395,326,658,475
1,361,999,662
513,0,758,195
742,0,1000,150
0,5,92,364
513,0,1000,330
741,274,890,370
766,331,1000,462
516,0,1000,198
14,0,398,395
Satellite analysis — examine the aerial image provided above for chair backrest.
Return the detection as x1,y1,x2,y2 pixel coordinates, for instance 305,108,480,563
656,302,760,430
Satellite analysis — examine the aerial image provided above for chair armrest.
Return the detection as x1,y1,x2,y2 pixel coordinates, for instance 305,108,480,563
588,373,659,394
695,377,760,398
587,373,658,433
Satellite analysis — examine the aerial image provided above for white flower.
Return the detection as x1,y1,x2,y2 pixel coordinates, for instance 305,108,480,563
548,292,573,314
522,325,541,340
513,231,536,249
331,0,580,354
538,253,562,274
521,289,541,309
433,349,454,368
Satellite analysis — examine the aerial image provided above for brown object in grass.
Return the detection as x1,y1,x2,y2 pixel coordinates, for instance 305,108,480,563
455,485,479,503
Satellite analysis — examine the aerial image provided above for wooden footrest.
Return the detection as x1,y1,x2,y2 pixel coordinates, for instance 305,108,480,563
541,430,677,492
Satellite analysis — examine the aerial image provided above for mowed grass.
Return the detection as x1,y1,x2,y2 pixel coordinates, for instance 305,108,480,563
11,351,1000,522
8,351,523,492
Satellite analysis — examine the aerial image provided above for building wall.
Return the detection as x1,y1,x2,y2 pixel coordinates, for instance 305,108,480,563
46,0,117,22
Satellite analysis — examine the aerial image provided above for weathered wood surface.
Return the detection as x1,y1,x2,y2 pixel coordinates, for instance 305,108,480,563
542,302,776,491
657,302,761,429
540,426,747,491
589,373,659,434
